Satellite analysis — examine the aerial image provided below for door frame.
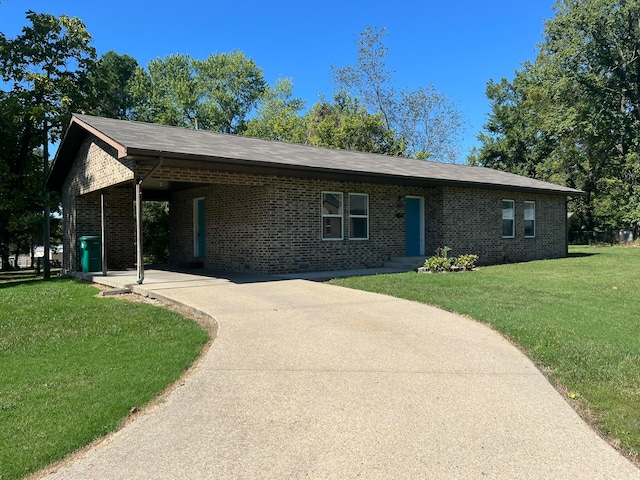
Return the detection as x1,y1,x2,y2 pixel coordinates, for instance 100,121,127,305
193,197,205,257
405,196,425,256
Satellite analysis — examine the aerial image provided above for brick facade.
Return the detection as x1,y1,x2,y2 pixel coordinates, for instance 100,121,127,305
439,187,567,264
61,134,569,275
61,135,135,271
166,168,568,273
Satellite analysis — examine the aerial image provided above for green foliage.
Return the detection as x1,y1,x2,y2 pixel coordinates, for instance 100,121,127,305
423,246,477,272
0,11,96,141
142,201,169,264
87,50,138,119
472,0,640,233
331,246,640,460
0,277,208,479
305,91,406,155
243,78,306,142
453,254,479,271
129,52,266,134
0,11,95,270
423,255,451,273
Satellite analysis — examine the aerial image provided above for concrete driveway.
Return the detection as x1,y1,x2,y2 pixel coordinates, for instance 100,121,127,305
45,270,639,479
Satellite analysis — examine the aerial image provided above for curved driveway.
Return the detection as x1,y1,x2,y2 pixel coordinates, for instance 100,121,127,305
46,271,639,479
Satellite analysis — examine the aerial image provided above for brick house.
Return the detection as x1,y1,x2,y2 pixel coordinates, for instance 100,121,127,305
47,114,582,279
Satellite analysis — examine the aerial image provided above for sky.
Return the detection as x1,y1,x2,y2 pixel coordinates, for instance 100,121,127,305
0,0,557,162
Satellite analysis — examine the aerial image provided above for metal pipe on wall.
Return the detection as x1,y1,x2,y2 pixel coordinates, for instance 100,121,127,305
101,192,107,276
136,181,144,284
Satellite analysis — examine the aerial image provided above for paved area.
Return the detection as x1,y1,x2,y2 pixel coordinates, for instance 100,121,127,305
45,269,640,479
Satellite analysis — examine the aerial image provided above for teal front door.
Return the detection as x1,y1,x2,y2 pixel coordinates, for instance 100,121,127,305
194,198,205,257
405,197,423,255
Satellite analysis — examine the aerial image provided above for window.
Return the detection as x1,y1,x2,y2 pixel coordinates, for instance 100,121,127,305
502,200,515,238
349,193,369,240
524,201,536,238
322,192,343,240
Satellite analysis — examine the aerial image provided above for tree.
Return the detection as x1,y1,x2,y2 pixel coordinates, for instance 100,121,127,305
87,50,138,119
196,51,267,134
304,92,406,155
142,201,169,264
244,84,406,155
332,26,396,130
332,26,465,162
471,0,640,233
129,52,266,134
244,78,306,143
0,93,43,269
469,72,557,180
0,11,95,270
395,86,465,162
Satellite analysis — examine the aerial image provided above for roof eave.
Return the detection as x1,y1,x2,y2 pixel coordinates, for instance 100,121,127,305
46,115,128,192
125,149,584,196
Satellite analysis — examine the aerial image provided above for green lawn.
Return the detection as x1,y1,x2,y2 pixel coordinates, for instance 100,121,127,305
330,246,640,462
0,272,210,480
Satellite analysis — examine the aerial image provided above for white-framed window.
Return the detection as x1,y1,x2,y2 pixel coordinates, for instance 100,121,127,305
349,193,369,240
322,192,343,240
524,201,536,238
502,199,515,238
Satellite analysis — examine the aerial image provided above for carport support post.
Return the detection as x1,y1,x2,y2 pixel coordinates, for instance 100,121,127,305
101,192,107,276
136,180,144,284
134,157,163,285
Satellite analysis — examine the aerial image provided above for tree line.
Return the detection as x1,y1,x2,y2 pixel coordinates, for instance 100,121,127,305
471,0,640,237
0,12,463,269
3,0,638,270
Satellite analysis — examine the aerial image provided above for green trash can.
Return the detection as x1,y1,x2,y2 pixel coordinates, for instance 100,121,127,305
79,236,101,272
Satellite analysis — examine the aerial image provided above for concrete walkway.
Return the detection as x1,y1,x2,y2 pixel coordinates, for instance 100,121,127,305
45,269,639,479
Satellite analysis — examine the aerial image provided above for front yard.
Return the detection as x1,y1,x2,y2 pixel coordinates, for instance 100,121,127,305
0,272,210,480
330,245,640,464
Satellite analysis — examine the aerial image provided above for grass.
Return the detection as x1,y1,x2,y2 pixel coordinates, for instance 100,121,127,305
0,271,210,480
330,245,640,462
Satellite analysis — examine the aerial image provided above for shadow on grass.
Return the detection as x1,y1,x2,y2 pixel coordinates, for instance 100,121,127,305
0,269,64,289
567,251,599,258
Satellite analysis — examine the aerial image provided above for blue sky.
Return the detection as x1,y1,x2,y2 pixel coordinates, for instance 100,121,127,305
1,0,556,161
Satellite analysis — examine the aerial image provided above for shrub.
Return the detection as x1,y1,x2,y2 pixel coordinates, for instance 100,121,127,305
453,254,479,271
422,247,478,273
423,255,452,272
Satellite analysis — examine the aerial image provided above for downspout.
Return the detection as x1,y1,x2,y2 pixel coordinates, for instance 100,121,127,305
135,157,163,284
101,192,107,276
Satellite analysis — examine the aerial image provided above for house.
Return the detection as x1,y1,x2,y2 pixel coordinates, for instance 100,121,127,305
46,114,582,280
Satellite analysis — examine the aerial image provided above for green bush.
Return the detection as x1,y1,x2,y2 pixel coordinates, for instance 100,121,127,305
453,254,479,271
424,255,452,272
423,247,478,273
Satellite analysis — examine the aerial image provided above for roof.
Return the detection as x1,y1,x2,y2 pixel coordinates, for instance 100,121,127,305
47,113,583,196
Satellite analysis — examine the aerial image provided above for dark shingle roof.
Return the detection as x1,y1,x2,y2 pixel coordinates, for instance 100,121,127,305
49,114,583,195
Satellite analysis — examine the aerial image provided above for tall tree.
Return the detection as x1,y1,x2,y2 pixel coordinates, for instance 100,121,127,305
472,0,640,233
0,11,95,269
305,92,406,155
196,51,267,134
244,78,306,143
332,26,396,130
333,26,465,162
129,53,198,128
87,50,138,119
129,52,266,134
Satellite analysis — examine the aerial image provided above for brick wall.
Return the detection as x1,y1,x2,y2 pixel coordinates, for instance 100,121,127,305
165,168,568,274
61,135,135,272
439,186,567,264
